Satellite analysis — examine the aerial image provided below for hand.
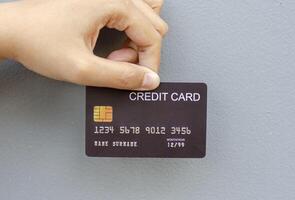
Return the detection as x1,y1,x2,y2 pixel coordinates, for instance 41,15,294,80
0,0,168,90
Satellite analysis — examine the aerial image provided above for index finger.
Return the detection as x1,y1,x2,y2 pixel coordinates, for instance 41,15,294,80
105,1,162,72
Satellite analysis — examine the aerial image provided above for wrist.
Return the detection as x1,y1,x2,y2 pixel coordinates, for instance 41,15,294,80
0,2,21,60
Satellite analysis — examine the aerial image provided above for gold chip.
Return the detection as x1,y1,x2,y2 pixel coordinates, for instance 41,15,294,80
93,106,113,122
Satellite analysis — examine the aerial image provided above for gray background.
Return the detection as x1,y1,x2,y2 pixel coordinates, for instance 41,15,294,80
0,0,295,199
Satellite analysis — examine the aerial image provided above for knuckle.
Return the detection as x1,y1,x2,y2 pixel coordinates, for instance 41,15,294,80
148,0,164,8
155,0,164,7
154,31,162,42
158,21,169,35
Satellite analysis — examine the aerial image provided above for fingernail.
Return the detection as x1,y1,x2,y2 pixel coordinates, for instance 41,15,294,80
140,72,160,90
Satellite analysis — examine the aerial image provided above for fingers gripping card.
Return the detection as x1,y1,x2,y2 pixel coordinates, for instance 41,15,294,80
86,83,207,158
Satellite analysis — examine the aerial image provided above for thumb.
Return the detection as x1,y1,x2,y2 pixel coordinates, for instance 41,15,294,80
69,54,160,90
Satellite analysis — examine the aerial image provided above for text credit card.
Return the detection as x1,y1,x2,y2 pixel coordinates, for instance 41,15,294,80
86,83,207,158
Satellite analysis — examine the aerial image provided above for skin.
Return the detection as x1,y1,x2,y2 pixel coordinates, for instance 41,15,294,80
0,0,168,90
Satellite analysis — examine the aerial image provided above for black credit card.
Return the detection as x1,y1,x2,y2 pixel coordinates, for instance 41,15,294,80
86,83,207,158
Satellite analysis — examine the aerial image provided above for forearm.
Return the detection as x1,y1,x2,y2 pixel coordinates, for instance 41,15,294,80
0,2,19,61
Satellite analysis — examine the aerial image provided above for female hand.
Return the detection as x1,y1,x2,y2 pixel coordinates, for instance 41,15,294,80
0,0,168,90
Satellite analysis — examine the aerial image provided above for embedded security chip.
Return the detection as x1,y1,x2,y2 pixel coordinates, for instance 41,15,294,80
86,83,207,158
93,106,113,122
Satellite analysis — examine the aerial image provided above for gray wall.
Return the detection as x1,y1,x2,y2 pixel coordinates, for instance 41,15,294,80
0,0,295,199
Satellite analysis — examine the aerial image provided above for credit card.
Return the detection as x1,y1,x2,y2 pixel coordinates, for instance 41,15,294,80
86,83,207,158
